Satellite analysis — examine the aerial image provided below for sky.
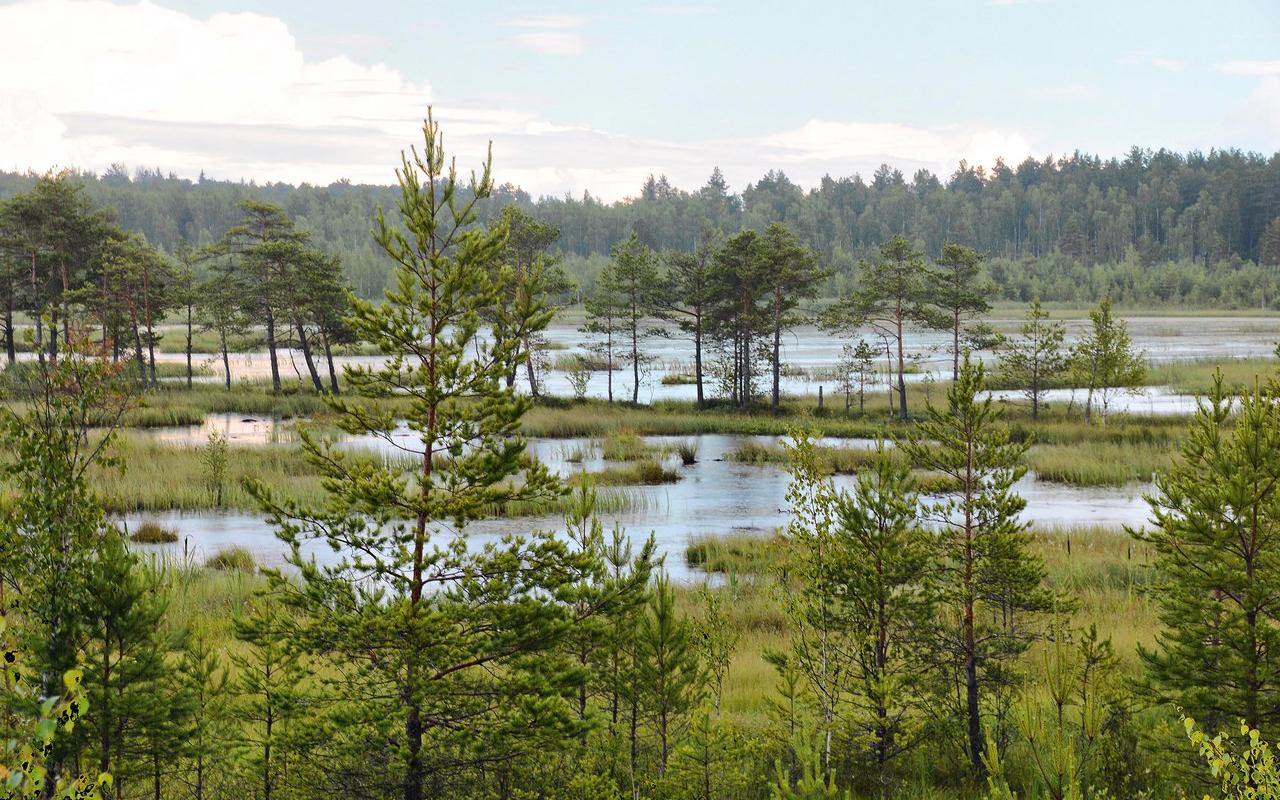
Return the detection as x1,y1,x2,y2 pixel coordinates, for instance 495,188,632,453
1,0,1277,201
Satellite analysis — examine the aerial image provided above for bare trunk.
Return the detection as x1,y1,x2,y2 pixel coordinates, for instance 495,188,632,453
294,320,324,393
185,302,194,388
321,329,339,394
264,306,281,393
693,309,704,407
220,328,232,391
771,290,782,414
895,314,907,421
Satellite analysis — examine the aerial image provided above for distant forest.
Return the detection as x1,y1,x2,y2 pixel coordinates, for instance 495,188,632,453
3,146,1280,306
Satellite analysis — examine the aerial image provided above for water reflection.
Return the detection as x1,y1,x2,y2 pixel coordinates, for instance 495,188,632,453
123,432,1153,582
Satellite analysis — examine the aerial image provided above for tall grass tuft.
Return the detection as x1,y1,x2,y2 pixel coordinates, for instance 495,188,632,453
129,520,178,544
206,546,256,571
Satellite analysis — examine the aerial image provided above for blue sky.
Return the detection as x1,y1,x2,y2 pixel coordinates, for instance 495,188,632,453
1,0,1277,199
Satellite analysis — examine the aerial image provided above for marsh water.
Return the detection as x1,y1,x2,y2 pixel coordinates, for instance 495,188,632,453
124,313,1279,578
152,315,1280,407
129,419,1153,580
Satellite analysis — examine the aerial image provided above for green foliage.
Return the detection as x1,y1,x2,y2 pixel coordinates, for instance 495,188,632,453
1137,373,1280,737
248,111,648,800
0,615,111,800
1071,297,1146,424
201,431,228,508
928,243,995,381
826,234,932,421
998,299,1069,419
1185,717,1280,799
903,354,1053,776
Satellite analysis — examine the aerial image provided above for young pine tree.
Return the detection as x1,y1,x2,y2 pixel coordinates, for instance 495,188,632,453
1136,374,1280,737
584,262,626,403
997,299,1068,420
81,531,182,800
902,355,1052,778
636,574,704,781
827,442,934,793
174,634,231,800
610,232,662,404
231,594,309,800
927,243,993,382
249,111,617,800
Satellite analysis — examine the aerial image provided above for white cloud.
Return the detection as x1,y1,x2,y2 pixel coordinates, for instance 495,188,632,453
506,14,585,29
1217,60,1280,76
646,4,715,16
502,13,586,56
1048,84,1097,99
1120,51,1184,72
0,0,1043,200
508,31,586,57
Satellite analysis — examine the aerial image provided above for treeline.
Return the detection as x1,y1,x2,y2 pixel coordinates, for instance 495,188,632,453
3,144,1280,305
577,228,1144,425
0,175,353,393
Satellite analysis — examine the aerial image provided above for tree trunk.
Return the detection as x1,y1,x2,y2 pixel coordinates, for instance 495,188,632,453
693,310,704,408
143,264,156,386
321,329,339,395
185,301,194,388
953,310,961,382
606,326,614,404
895,314,908,421
220,329,232,391
48,304,58,365
129,305,146,383
3,297,13,367
264,306,281,393
631,322,640,404
294,320,324,393
771,290,782,414
523,333,540,398
965,597,982,776
30,252,43,367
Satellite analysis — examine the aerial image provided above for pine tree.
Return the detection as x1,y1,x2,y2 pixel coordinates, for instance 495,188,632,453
231,594,309,800
902,355,1052,777
827,442,934,792
559,485,655,732
1136,374,1280,737
636,574,704,780
927,243,993,381
174,634,231,800
81,531,181,799
997,299,1068,420
825,235,930,421
836,340,877,417
656,228,718,408
195,265,249,391
584,262,626,403
488,205,564,397
610,232,662,403
248,110,624,800
708,230,771,408
761,223,824,414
